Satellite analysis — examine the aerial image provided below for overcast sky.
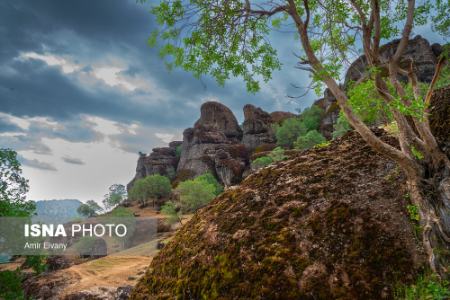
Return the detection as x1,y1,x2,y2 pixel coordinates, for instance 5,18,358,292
0,1,445,203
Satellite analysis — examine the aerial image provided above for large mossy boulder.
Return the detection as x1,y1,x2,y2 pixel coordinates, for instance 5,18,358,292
131,129,424,300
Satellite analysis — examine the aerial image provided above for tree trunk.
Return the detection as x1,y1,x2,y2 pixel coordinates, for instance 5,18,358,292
407,165,450,278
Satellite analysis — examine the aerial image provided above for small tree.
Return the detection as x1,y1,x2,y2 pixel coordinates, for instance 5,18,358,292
103,184,127,210
77,200,102,218
295,130,327,150
176,179,216,212
129,175,171,207
0,148,34,217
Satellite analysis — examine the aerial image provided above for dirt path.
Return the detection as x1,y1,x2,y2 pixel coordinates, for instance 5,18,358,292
62,255,151,294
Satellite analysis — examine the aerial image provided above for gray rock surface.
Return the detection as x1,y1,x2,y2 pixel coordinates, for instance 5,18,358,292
241,104,276,151
177,102,247,185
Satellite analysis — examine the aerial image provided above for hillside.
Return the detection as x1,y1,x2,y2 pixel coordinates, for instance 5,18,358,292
32,199,83,224
131,129,424,299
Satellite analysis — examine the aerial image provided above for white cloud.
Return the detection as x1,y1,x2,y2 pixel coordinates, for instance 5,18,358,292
155,133,175,143
92,67,136,91
18,52,80,74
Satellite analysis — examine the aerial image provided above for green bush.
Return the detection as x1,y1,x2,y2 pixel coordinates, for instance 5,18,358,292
332,113,352,139
395,274,450,300
274,117,307,148
160,201,182,225
176,179,216,212
294,130,326,150
0,270,24,300
268,147,286,162
129,175,172,207
252,156,273,169
274,105,323,148
195,173,223,196
23,255,47,274
299,105,324,131
107,206,134,217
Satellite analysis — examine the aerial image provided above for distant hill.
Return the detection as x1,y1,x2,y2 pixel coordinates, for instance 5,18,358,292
32,199,83,224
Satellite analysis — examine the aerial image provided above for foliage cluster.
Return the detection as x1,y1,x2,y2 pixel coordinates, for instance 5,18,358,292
395,274,450,300
274,105,324,149
251,147,287,169
0,149,34,217
77,200,103,218
0,270,24,300
102,184,127,210
129,174,172,207
176,173,222,213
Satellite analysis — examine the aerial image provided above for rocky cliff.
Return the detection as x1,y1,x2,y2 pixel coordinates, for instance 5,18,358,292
128,102,294,190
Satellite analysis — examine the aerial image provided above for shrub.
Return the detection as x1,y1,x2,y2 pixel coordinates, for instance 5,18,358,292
274,105,323,148
160,201,182,225
0,270,24,300
252,156,273,169
268,147,286,162
176,179,216,212
294,130,326,150
23,255,47,274
274,117,307,148
299,105,323,131
195,173,223,196
395,274,450,300
332,113,352,139
107,206,134,217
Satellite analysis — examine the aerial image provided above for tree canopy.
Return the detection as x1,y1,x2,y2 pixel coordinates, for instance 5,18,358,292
102,184,127,210
77,200,103,218
0,149,34,217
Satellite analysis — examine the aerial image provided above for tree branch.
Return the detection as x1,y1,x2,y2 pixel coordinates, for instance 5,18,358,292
392,0,415,64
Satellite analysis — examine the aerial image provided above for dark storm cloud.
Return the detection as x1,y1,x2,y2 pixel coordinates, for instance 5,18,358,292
17,155,57,171
62,156,84,165
0,0,311,159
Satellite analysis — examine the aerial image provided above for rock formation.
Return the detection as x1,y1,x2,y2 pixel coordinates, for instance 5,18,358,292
345,35,439,86
127,141,181,191
315,35,443,138
241,104,276,151
131,129,423,299
128,101,297,189
314,88,340,139
177,101,247,186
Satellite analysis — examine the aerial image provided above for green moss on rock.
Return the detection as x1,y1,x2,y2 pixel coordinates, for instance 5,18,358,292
131,130,424,300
